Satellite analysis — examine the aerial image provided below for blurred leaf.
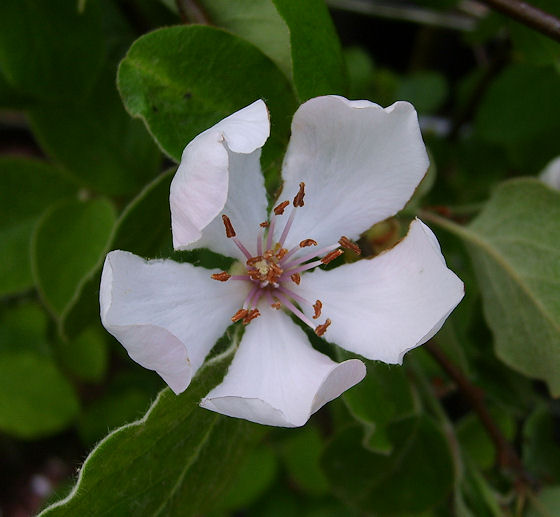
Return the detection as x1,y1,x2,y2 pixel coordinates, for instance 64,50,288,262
0,157,77,296
197,0,292,78
32,198,116,322
40,349,265,517
118,25,297,168
218,445,278,510
322,416,454,515
0,0,104,101
456,406,514,470
344,47,376,100
0,304,79,439
55,326,108,383
337,350,416,453
523,403,560,483
526,486,560,517
396,72,448,114
459,179,560,394
272,0,347,101
281,426,328,496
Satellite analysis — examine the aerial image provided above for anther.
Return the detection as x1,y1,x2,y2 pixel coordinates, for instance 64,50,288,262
339,236,361,255
260,221,270,228
222,214,236,238
293,182,306,207
276,248,288,260
231,308,248,323
313,300,322,319
273,200,290,215
315,318,331,337
211,272,231,282
246,256,263,266
290,273,301,285
321,249,343,265
271,301,281,310
299,239,317,248
243,308,260,325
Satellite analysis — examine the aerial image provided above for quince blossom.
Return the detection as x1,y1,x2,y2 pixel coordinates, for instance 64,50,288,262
100,96,463,427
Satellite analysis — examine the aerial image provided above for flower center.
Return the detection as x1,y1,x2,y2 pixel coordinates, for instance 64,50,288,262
211,182,360,337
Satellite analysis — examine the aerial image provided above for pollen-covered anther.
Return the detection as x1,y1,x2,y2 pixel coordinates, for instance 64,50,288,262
299,239,317,248
273,200,290,215
260,221,270,228
271,301,281,310
339,236,361,255
290,272,301,285
315,318,331,337
313,300,322,319
293,182,306,207
246,256,263,267
211,272,231,282
221,214,236,238
231,308,248,323
243,308,260,325
321,249,344,265
276,247,288,260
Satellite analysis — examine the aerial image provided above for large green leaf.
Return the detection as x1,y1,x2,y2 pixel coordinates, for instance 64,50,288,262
322,415,454,515
0,0,104,101
0,157,77,296
272,0,347,101
118,25,297,165
424,179,560,394
40,349,264,517
0,304,79,438
31,198,116,321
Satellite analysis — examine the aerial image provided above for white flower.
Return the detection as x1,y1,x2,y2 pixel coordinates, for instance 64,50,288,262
539,156,560,190
100,96,464,427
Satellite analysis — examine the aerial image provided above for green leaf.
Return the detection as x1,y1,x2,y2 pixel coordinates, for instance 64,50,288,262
196,0,292,78
31,198,116,321
322,416,454,515
0,304,80,439
396,72,448,114
527,486,560,517
0,0,105,101
40,349,264,517
272,0,347,101
0,157,77,296
118,25,297,165
281,426,328,496
337,350,416,453
425,179,560,394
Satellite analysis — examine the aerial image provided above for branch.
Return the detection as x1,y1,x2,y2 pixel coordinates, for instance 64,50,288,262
424,340,530,481
478,0,560,42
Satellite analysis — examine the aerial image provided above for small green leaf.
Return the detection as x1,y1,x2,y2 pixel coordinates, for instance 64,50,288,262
272,0,347,100
32,198,116,320
527,486,560,517
322,416,454,515
396,72,448,114
40,350,264,517
425,179,560,394
196,0,292,78
118,25,297,165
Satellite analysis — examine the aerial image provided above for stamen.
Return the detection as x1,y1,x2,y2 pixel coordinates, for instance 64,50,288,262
243,308,260,325
232,308,248,323
271,301,281,310
278,207,297,248
211,272,231,282
299,239,317,248
273,200,290,215
222,214,236,237
232,237,252,260
339,236,361,255
260,221,270,228
276,247,288,260
290,273,301,285
277,285,309,306
293,182,306,207
266,214,276,250
315,318,331,337
275,291,315,330
312,300,322,319
321,249,343,265
281,243,340,270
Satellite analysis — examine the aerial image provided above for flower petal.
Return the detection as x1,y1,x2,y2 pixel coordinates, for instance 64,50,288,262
295,219,464,363
200,306,365,427
279,96,429,249
170,100,269,258
100,250,249,394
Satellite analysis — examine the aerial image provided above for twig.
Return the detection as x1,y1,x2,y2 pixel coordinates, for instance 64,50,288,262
478,0,560,42
425,340,529,480
175,0,210,24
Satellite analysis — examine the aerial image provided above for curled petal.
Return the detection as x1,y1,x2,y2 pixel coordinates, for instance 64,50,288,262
279,96,429,248
295,219,464,363
100,251,249,393
170,100,269,258
200,307,365,427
